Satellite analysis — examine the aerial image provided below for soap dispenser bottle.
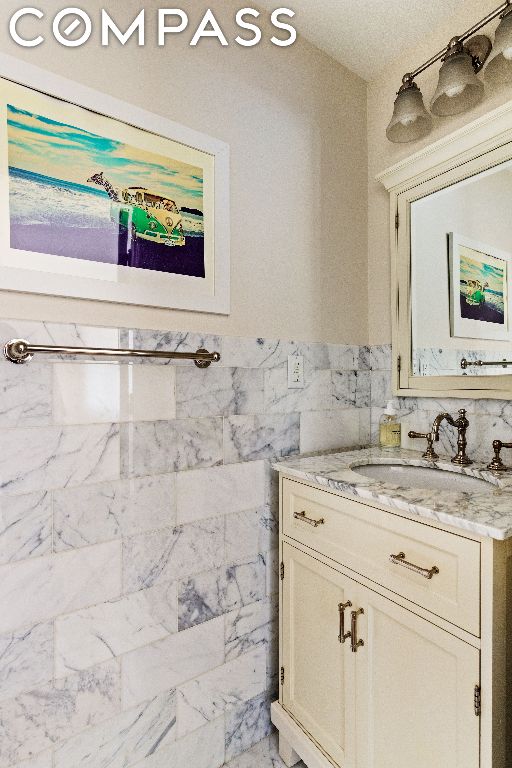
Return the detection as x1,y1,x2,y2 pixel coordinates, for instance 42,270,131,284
379,400,401,450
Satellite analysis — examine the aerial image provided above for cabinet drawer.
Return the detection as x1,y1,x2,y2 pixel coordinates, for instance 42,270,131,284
282,479,480,636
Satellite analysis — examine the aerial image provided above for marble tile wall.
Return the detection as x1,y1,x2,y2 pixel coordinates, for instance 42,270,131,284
370,344,512,464
0,318,371,768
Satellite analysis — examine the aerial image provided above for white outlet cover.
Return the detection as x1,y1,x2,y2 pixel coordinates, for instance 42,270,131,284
288,355,305,389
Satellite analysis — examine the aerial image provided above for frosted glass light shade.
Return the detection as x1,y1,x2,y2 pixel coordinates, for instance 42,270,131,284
386,83,432,143
431,50,484,116
485,10,512,85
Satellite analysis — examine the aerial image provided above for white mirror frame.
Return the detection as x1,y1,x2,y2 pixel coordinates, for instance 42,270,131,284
378,98,512,400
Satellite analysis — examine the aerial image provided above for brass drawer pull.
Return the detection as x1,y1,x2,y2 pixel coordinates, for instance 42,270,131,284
338,601,352,643
351,608,364,653
390,551,440,580
294,511,325,527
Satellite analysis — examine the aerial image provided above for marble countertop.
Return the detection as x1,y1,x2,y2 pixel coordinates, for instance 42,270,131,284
273,447,512,540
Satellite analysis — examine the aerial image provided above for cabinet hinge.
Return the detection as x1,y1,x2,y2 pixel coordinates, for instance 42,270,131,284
280,666,285,685
280,561,285,580
397,354,401,375
474,684,481,716
395,211,400,230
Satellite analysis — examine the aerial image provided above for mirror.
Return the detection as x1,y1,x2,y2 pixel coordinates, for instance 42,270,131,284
411,159,512,378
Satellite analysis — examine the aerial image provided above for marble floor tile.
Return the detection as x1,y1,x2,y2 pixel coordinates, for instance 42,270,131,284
223,733,306,768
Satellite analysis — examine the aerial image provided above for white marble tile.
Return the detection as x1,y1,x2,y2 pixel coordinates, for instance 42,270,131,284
326,345,360,371
176,462,265,524
0,659,120,766
264,368,331,414
121,616,225,709
0,424,120,495
54,474,176,551
370,369,392,408
55,582,177,677
0,319,120,352
299,408,361,453
263,549,279,597
123,519,224,593
331,371,371,408
225,509,262,562
123,364,176,422
53,363,122,425
53,362,176,425
0,541,122,634
54,689,176,768
258,504,278,556
224,415,300,464
359,408,371,446
15,750,54,768
176,646,266,737
0,491,52,564
225,691,272,762
178,558,266,630
221,338,289,369
224,732,304,768
120,418,223,477
176,367,264,418
370,344,392,371
225,600,273,662
358,346,371,371
0,622,53,703
0,359,52,428
124,329,222,367
141,717,225,768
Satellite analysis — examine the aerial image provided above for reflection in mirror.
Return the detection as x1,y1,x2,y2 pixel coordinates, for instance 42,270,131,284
411,159,512,377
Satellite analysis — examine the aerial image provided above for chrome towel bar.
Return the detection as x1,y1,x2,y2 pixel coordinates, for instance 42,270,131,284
461,357,512,369
3,338,221,368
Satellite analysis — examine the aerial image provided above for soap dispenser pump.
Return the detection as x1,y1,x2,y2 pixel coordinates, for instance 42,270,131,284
379,400,401,450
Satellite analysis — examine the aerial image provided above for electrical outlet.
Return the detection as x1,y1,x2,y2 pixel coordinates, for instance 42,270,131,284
288,355,305,389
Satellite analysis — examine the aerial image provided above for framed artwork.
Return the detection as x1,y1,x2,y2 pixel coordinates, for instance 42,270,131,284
449,232,509,341
0,54,230,314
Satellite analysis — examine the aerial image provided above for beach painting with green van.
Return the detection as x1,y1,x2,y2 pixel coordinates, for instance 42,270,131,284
449,233,509,341
7,104,206,277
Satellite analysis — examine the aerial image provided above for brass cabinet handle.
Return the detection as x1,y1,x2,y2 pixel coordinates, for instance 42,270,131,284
293,510,325,527
351,608,364,653
390,551,440,580
338,601,352,643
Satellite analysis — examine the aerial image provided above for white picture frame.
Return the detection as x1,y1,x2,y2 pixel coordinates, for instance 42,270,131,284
0,53,230,315
449,232,509,341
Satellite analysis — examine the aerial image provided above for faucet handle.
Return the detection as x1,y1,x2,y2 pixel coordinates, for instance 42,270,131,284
487,439,512,472
408,431,439,461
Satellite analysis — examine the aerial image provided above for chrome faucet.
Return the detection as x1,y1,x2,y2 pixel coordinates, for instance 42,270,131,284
431,409,472,466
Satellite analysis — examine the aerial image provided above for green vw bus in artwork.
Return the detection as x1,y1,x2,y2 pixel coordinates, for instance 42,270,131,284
116,187,186,246
87,172,186,248
117,187,185,246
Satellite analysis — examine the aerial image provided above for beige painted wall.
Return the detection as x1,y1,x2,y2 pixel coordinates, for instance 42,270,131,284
368,0,512,345
0,0,368,344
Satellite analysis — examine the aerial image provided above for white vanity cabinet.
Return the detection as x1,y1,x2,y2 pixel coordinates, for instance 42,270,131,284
271,476,512,768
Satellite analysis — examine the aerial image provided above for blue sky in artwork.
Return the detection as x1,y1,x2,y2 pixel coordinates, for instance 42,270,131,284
7,104,204,208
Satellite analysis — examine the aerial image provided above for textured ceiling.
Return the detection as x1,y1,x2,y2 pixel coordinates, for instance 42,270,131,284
259,0,464,80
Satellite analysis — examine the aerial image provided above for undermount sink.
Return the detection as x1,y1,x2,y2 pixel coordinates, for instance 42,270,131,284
353,463,493,493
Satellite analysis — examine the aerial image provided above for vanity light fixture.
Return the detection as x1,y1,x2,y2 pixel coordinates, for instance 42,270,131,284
485,6,512,84
387,1,512,143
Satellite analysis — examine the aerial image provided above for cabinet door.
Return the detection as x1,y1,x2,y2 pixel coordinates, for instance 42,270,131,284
354,585,480,768
281,542,356,767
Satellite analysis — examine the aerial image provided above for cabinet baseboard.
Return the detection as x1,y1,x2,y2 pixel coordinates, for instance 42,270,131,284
270,701,338,768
